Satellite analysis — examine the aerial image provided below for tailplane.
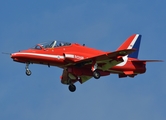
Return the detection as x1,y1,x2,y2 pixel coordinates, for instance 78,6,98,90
117,34,141,59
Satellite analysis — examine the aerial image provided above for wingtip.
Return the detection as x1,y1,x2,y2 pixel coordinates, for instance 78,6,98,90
156,60,164,62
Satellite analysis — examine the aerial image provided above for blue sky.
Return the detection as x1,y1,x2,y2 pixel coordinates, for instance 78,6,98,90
0,0,166,120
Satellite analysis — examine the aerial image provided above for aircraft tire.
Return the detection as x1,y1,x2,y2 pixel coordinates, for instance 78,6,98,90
26,69,32,76
93,70,100,79
68,84,76,92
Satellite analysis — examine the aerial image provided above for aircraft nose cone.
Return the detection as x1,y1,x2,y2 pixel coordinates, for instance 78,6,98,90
11,52,27,63
11,53,16,59
11,53,19,61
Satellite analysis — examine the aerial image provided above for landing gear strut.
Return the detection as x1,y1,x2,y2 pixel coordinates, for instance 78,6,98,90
68,84,76,92
25,63,31,76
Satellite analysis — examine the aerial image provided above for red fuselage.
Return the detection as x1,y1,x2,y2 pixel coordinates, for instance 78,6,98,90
11,43,146,77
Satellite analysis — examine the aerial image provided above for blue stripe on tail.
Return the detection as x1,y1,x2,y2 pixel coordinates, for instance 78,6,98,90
128,35,142,58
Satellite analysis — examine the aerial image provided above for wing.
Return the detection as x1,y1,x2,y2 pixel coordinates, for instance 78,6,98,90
91,49,135,62
64,49,135,63
61,49,135,84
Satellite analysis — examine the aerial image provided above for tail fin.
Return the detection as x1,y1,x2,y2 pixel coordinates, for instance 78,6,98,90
117,34,142,59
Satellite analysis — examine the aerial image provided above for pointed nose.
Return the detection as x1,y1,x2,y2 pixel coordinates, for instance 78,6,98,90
11,53,19,61
11,53,16,59
11,52,26,63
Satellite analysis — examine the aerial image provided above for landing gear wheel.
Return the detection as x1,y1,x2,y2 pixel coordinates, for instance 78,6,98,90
26,69,31,76
93,70,100,79
68,84,76,92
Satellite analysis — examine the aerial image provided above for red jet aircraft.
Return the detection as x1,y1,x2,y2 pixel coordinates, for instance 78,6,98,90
11,34,162,92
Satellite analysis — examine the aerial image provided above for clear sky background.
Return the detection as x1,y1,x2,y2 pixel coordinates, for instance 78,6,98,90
0,0,166,120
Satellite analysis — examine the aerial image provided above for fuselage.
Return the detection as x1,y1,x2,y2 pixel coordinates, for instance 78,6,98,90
11,42,146,76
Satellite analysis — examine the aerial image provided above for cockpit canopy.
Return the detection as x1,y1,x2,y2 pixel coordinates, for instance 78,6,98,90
33,41,71,49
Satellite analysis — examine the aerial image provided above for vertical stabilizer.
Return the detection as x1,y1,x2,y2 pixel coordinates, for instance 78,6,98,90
117,34,141,58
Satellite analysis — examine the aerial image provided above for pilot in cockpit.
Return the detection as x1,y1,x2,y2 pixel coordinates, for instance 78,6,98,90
59,43,64,46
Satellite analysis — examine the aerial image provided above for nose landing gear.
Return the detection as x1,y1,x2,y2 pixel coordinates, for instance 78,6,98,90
25,63,32,76
26,69,31,76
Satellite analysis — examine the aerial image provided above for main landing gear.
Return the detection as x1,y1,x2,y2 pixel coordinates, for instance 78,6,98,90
67,70,100,92
93,70,100,79
66,78,76,92
68,84,76,92
91,62,101,79
25,63,31,76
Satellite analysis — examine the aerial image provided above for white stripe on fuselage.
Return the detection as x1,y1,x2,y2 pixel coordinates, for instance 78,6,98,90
13,52,65,59
116,34,139,66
